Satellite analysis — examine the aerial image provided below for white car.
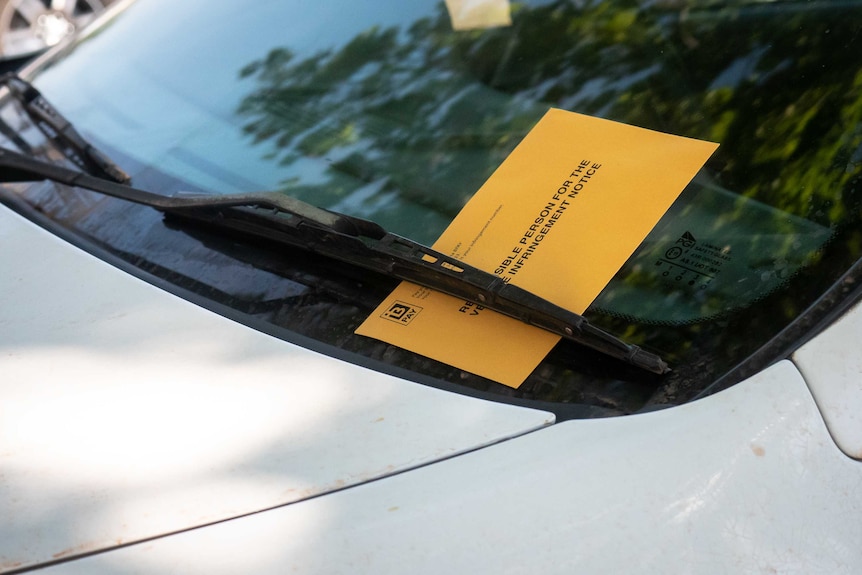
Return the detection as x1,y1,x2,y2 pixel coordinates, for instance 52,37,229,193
0,0,119,60
2,0,862,573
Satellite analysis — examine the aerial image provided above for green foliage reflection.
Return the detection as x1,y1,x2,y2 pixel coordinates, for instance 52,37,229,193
234,0,862,406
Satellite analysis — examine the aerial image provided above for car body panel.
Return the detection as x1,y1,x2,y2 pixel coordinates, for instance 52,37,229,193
27,359,862,574
794,300,862,460
0,205,552,572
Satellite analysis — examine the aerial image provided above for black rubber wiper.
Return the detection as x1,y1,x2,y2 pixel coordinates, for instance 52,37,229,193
0,147,669,374
0,73,130,184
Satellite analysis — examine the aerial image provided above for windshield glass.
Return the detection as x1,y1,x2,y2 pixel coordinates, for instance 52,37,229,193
4,0,862,416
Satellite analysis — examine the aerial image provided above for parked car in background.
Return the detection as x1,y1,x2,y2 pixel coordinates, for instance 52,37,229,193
2,0,862,572
0,0,117,60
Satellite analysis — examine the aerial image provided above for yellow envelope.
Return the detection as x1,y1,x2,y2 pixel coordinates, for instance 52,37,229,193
357,109,718,387
444,0,512,31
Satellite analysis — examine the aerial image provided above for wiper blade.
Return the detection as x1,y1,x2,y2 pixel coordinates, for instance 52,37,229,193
0,147,669,374
0,73,130,184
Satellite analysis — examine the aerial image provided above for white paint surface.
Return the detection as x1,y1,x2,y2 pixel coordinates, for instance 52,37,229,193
35,361,862,574
0,206,552,572
794,301,862,460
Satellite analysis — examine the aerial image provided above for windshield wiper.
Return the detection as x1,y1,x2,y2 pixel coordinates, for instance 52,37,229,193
0,146,669,374
0,73,130,184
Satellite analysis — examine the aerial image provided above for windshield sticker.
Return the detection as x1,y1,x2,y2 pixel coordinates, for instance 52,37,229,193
445,0,512,31
591,184,832,325
357,108,718,387
658,230,729,292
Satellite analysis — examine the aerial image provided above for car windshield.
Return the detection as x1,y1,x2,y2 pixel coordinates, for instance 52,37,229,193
3,0,862,417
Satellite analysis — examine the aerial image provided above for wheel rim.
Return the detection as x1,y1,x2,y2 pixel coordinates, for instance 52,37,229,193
0,0,112,58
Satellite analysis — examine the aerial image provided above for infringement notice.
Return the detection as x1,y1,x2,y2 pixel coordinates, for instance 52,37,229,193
356,109,718,387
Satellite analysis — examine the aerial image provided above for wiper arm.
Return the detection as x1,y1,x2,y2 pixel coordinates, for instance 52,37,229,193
0,147,669,374
0,73,130,184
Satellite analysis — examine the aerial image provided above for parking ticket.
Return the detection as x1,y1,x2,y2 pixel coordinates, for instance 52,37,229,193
356,109,718,387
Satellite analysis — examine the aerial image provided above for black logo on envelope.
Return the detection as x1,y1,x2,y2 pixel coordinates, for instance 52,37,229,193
381,301,422,325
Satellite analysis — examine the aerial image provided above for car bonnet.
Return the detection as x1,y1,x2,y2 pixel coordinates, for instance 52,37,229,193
0,204,552,572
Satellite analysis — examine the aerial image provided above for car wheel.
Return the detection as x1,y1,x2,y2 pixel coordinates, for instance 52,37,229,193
0,0,115,59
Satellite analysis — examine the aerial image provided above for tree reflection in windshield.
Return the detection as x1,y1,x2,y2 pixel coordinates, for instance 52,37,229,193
234,0,862,402
8,0,862,414
236,1,862,231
